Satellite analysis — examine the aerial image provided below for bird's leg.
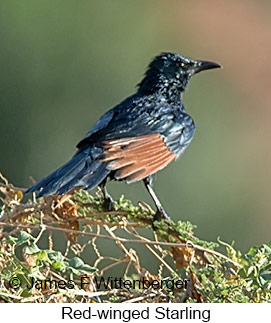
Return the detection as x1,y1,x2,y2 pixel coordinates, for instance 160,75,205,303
99,180,115,211
143,175,170,222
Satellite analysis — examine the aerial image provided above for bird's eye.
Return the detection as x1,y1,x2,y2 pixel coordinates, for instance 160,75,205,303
177,62,185,68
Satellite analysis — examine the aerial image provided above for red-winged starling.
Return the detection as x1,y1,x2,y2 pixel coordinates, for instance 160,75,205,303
26,52,221,221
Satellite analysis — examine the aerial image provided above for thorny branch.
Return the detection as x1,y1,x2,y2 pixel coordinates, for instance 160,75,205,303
0,173,250,304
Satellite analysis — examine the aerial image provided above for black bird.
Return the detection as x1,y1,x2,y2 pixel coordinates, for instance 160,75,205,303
26,52,220,220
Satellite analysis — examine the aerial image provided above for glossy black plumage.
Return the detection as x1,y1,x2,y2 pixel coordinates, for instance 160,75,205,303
26,52,220,220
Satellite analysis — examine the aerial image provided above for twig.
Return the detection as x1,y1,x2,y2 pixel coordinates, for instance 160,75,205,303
128,226,175,274
98,258,128,276
123,292,157,303
0,221,242,268
0,173,27,193
34,224,46,244
0,291,41,301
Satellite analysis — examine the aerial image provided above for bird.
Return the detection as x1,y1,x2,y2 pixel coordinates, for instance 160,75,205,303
26,52,221,221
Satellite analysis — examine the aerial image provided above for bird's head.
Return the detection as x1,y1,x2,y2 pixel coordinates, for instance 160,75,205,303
138,52,221,98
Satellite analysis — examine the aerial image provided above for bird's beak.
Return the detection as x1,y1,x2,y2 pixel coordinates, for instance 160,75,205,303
193,60,221,74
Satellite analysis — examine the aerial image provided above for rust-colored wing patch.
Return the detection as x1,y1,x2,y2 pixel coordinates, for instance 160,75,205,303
102,134,175,183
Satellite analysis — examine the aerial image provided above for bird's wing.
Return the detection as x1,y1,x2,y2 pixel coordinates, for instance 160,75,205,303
100,105,195,183
76,95,164,149
75,95,195,183
76,95,153,148
76,108,116,148
103,133,176,183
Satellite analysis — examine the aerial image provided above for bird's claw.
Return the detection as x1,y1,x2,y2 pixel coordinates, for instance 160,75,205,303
102,196,115,212
153,209,171,223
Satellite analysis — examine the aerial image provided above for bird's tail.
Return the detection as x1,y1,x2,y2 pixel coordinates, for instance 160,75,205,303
25,147,110,198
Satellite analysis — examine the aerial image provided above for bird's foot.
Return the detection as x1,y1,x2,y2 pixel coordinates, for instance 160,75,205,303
153,208,171,223
102,195,115,212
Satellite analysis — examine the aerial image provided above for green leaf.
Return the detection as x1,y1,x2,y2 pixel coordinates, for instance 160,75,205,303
16,231,35,246
20,288,33,298
247,266,254,276
24,243,40,255
259,269,271,282
36,250,48,261
51,261,66,272
263,244,271,255
79,265,97,274
247,246,258,257
16,273,32,288
68,257,96,275
221,289,228,296
47,251,66,272
68,267,82,276
5,236,18,245
47,250,64,263
69,257,85,269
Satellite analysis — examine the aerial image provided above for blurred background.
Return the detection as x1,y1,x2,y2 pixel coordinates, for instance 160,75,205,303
0,0,270,253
